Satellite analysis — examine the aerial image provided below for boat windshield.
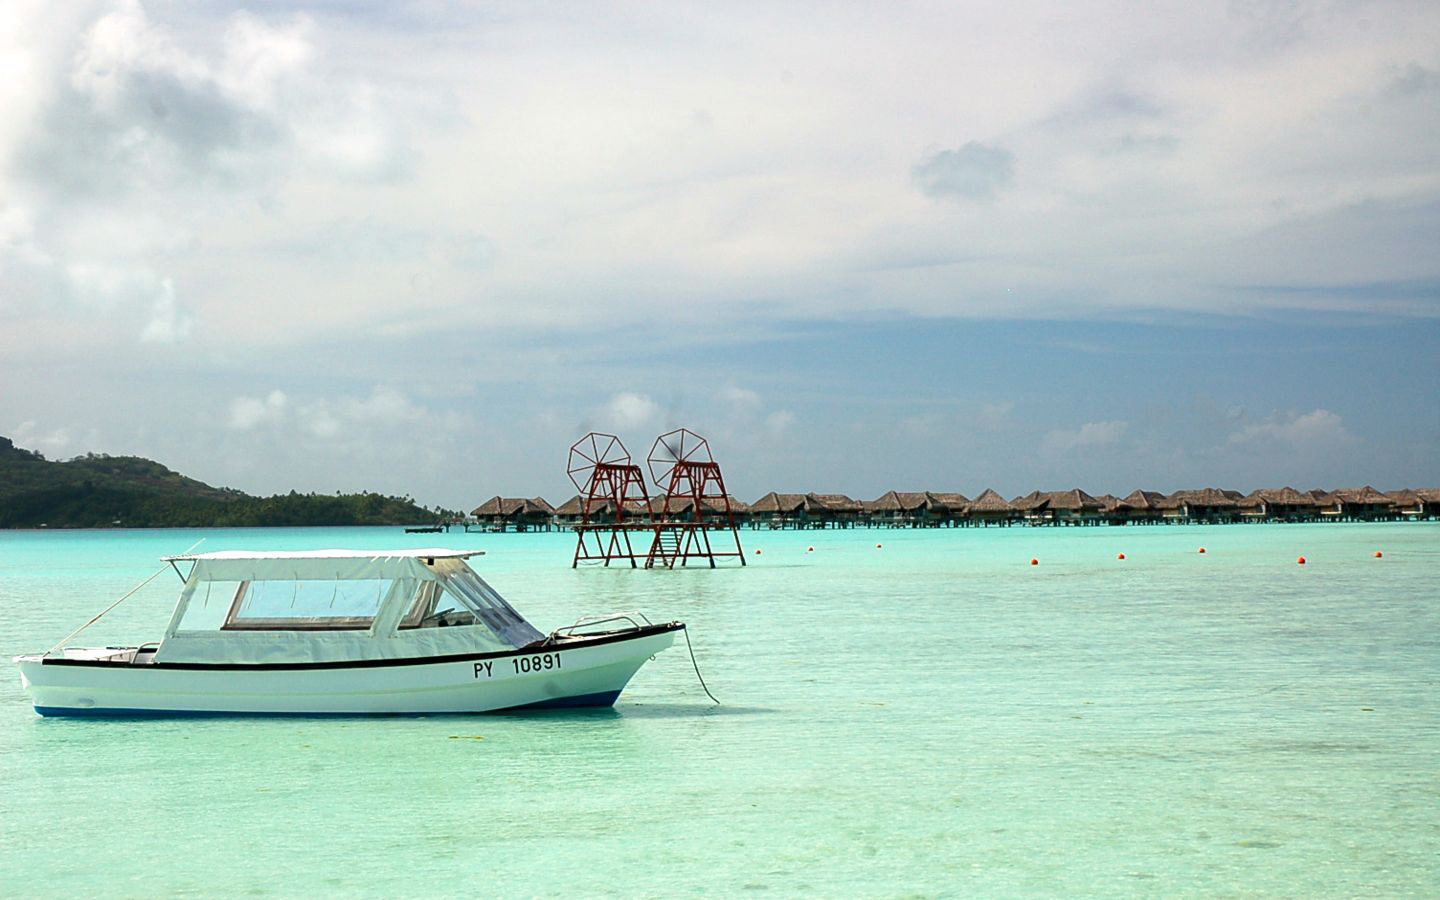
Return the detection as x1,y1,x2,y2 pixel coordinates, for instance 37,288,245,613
222,578,396,630
398,582,478,628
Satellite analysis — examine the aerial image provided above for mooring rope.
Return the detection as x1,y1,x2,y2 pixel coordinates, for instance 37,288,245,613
47,538,205,655
682,625,720,705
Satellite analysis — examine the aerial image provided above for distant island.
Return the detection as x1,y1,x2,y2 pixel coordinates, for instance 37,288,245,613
0,436,450,528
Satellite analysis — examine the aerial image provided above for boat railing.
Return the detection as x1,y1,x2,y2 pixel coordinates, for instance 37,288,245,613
550,611,654,639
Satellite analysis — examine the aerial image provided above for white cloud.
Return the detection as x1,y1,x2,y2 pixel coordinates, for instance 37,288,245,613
300,406,342,440
227,390,288,430
1042,420,1128,455
339,386,420,423
602,392,660,430
1227,408,1355,447
222,385,452,444
718,385,762,413
912,142,1015,201
12,420,73,455
138,278,193,343
765,410,796,437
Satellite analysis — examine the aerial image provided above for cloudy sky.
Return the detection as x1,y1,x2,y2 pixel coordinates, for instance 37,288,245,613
2,0,1437,506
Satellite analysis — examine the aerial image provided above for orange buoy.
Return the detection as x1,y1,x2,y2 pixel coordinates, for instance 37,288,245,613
1117,553,1125,560
754,549,761,555
1297,556,1306,565
1374,551,1383,558
1198,547,1206,554
1030,558,1038,566
807,546,814,552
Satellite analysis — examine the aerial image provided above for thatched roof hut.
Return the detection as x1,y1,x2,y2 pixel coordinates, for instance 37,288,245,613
471,496,556,518
1174,488,1239,508
703,495,750,515
1044,489,1105,513
1239,487,1322,519
471,496,556,529
868,491,965,514
657,494,750,518
1415,488,1440,517
1331,486,1394,505
1009,489,1104,521
1327,486,1397,518
750,492,807,515
965,489,1015,523
1386,489,1425,517
1010,490,1050,513
1106,490,1161,520
1122,490,1165,510
865,491,967,522
807,493,862,516
968,488,1013,513
866,491,907,514
933,492,971,512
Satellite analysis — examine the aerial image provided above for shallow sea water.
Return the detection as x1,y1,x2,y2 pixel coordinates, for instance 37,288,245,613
1,523,1437,897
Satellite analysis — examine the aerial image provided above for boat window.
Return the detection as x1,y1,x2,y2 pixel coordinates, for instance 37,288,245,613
399,581,478,629
175,581,245,632
222,578,394,630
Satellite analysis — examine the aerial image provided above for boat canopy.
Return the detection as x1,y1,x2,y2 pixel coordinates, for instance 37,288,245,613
153,549,543,665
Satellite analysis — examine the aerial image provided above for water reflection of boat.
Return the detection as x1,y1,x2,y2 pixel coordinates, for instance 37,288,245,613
15,549,681,717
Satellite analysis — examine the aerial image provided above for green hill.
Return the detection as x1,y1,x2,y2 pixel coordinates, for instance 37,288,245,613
0,436,445,528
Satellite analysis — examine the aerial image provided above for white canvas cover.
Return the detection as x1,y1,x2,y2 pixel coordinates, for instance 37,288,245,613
153,550,544,664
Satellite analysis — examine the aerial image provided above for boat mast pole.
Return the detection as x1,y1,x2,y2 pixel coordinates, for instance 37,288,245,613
46,538,205,656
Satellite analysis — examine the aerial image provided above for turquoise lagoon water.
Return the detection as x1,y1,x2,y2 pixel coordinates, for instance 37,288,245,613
1,523,1437,896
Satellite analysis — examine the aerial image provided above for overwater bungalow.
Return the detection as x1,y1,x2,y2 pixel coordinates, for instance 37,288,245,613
1011,491,1050,524
554,495,585,527
933,493,971,526
1118,490,1166,524
966,488,1017,525
471,496,557,531
1321,486,1398,521
1011,489,1106,525
706,495,752,525
552,495,654,526
1159,489,1243,523
807,493,863,527
1418,488,1440,518
750,492,810,528
866,491,964,527
864,491,905,525
1046,489,1108,524
655,494,750,525
1237,487,1322,522
1386,489,1424,519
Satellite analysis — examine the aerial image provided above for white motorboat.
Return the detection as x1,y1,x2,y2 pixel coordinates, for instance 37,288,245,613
14,549,683,717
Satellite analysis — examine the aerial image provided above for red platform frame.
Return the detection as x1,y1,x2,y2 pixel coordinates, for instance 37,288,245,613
644,429,746,569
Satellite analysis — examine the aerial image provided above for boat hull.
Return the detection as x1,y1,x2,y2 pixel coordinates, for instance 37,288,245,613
16,625,681,717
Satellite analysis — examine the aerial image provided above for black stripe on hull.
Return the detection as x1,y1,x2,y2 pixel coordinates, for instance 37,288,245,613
34,690,624,718
35,623,684,672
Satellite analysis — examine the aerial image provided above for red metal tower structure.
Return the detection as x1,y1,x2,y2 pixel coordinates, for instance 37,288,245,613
644,428,746,569
568,433,655,567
